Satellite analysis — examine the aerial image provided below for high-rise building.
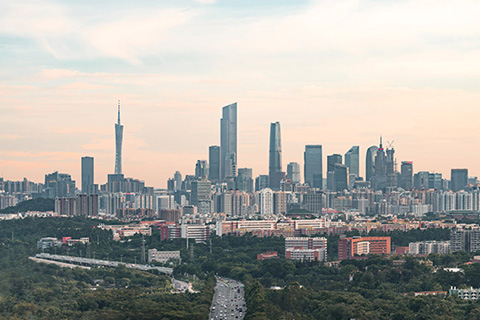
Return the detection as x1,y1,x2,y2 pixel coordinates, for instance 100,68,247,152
450,228,480,253
220,103,237,179
81,156,94,194
365,146,378,182
209,146,221,181
174,171,182,191
327,154,342,172
286,162,301,184
237,168,253,192
451,169,468,192
195,160,209,180
428,173,443,190
269,122,283,190
115,101,123,175
255,175,269,191
191,180,211,207
400,161,413,190
44,172,75,198
345,146,359,178
414,171,430,190
304,145,322,189
386,146,397,188
333,164,348,192
373,138,387,190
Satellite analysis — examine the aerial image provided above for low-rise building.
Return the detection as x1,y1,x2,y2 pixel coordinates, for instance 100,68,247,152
148,249,180,263
257,251,278,260
449,286,480,300
37,237,61,250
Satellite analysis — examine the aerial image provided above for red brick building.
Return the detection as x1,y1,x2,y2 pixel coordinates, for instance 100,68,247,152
338,236,391,260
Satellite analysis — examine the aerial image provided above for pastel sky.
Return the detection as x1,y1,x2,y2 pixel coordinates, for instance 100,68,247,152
1,0,480,188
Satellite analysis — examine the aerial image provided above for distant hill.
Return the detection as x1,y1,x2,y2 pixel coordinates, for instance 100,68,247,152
0,198,54,213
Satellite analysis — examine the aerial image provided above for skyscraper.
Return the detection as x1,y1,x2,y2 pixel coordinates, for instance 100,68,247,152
237,168,253,192
333,163,348,192
115,101,123,175
345,146,359,178
386,146,397,188
220,103,237,179
81,156,94,194
286,162,301,184
400,161,413,190
195,160,209,179
304,145,322,189
365,146,378,182
327,154,342,172
269,122,283,190
209,146,221,181
373,138,387,191
451,169,468,192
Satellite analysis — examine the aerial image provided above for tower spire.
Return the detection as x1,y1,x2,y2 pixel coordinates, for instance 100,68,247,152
117,100,121,125
379,136,383,149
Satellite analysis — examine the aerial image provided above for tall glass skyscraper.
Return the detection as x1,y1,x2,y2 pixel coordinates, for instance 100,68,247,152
115,101,123,175
365,146,378,182
269,122,282,189
220,103,237,179
81,156,94,193
345,146,359,177
287,162,301,184
451,169,468,191
209,146,220,181
304,145,322,189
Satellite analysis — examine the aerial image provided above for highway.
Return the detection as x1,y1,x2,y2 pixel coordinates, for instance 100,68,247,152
209,277,246,320
34,253,173,275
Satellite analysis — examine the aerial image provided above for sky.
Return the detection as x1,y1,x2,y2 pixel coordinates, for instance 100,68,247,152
1,0,480,188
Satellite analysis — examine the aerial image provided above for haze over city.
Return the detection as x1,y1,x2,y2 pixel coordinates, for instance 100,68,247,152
1,0,480,187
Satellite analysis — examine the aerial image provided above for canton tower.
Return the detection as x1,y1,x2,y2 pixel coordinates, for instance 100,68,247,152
115,100,123,174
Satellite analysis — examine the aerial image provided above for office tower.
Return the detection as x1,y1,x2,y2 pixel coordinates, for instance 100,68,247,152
81,156,94,194
195,160,209,179
327,154,342,172
365,146,378,182
345,146,359,178
333,164,348,192
428,173,443,190
174,171,182,191
373,138,387,190
220,103,237,179
304,145,322,189
400,161,413,190
115,101,123,175
255,175,269,191
286,162,301,184
191,180,211,207
269,122,283,189
414,171,430,190
209,146,221,181
386,146,397,188
237,168,253,192
44,172,75,198
451,169,468,192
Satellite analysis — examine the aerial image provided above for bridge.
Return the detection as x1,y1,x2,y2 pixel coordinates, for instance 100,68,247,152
34,253,173,275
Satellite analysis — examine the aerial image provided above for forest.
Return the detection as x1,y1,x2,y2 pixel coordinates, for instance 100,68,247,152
0,217,480,319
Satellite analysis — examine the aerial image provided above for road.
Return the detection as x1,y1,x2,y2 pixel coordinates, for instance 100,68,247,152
34,253,173,275
209,277,246,320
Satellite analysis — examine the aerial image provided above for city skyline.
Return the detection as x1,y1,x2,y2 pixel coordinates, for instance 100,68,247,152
0,101,477,188
1,0,480,187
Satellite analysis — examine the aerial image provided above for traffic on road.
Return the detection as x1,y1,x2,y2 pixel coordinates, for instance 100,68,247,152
210,277,246,320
